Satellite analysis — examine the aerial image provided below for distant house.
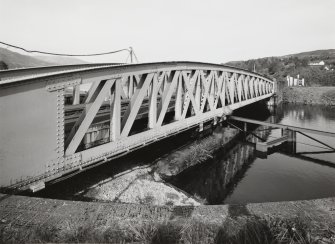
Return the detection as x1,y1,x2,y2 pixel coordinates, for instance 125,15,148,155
309,60,325,66
287,74,305,87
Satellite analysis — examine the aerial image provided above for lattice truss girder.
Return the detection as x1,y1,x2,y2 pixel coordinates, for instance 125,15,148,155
65,69,274,156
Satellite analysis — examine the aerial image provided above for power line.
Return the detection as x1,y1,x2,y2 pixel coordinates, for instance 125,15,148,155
0,41,130,57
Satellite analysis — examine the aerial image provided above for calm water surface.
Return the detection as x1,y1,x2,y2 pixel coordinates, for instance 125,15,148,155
172,103,335,204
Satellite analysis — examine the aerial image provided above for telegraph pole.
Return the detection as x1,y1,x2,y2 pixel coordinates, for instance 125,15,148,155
129,47,133,64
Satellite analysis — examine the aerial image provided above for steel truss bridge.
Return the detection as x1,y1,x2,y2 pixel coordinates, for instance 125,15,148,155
0,62,275,191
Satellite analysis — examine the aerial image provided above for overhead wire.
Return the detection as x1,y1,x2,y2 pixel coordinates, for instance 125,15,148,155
0,40,130,57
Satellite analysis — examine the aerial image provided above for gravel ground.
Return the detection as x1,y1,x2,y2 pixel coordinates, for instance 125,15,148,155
81,165,200,206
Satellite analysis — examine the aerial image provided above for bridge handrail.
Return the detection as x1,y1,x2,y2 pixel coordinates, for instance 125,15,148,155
229,116,335,137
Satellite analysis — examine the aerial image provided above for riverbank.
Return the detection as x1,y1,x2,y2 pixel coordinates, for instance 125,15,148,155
1,193,334,243
282,86,335,106
154,127,239,180
56,127,239,206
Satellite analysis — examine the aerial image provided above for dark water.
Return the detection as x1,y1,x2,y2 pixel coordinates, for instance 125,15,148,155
171,103,335,204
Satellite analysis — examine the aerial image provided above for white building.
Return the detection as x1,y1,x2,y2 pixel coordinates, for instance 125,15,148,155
287,75,304,87
309,60,325,66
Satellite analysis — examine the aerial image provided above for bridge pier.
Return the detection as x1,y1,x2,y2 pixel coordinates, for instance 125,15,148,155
286,129,297,154
255,128,296,154
266,95,277,107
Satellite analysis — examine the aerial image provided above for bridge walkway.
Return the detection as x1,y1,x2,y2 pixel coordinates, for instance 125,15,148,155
228,116,335,160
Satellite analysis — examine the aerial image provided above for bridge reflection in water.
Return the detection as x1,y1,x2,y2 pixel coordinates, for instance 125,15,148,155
169,121,272,204
170,104,335,204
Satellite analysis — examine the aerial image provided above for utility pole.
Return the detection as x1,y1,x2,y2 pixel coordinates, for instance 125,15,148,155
128,46,139,64
129,47,133,64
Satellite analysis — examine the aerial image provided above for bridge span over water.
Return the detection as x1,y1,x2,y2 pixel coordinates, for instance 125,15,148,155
0,62,275,191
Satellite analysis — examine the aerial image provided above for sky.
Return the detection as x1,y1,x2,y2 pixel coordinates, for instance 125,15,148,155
0,0,334,64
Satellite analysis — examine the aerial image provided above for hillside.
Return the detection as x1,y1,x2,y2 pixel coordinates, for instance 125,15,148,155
35,55,88,65
225,49,335,87
282,49,335,59
0,47,87,70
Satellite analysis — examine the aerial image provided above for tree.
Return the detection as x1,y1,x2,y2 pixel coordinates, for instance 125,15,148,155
268,60,280,75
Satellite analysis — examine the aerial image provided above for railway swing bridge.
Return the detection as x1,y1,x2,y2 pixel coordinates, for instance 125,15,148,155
0,62,275,192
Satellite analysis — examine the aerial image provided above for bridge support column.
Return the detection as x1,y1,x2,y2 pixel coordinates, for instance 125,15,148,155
286,129,297,154
199,122,203,132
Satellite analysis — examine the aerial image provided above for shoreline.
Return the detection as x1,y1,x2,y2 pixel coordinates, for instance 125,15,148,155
281,86,335,106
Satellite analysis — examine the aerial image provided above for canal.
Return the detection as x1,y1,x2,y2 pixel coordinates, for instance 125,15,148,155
171,103,335,204
33,102,335,205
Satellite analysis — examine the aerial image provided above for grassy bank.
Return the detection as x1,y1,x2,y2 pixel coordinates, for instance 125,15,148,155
1,193,335,243
154,128,239,179
282,87,335,106
2,213,334,243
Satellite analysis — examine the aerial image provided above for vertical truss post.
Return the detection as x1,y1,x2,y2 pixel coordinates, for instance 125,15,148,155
195,71,201,111
243,76,249,100
110,79,121,141
128,76,134,98
175,73,183,120
73,85,80,105
254,78,259,97
258,79,262,96
209,72,215,107
249,77,255,98
237,74,242,102
229,73,235,104
220,72,226,106
148,73,158,128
